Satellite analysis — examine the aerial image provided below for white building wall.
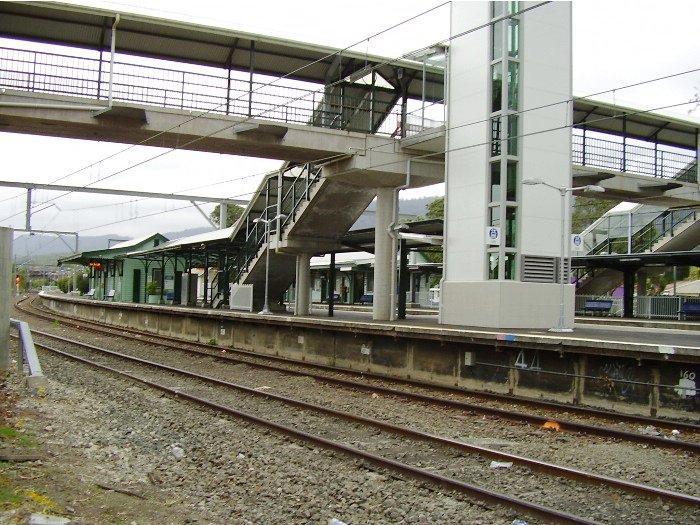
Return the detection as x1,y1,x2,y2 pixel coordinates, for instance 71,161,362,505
519,1,573,257
443,1,491,282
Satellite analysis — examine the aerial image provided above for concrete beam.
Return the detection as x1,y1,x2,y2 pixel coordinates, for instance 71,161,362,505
0,91,443,190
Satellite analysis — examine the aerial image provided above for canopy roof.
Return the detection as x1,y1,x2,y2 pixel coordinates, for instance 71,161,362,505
0,1,445,102
573,97,700,150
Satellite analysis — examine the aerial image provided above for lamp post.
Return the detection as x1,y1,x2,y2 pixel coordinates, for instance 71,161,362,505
253,213,286,315
522,179,605,332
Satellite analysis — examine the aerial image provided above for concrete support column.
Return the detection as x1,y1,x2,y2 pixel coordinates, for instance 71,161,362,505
649,367,661,417
573,354,587,405
0,228,12,371
295,253,311,316
373,188,393,321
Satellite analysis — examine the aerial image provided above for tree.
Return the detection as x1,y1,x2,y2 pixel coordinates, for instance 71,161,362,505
209,204,245,228
571,196,618,234
412,196,444,264
425,196,444,220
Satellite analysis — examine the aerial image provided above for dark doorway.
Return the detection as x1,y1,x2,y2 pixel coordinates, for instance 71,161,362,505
132,269,141,303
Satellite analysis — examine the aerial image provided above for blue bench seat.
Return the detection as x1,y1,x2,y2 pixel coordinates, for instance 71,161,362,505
584,299,613,314
679,302,700,320
359,294,373,304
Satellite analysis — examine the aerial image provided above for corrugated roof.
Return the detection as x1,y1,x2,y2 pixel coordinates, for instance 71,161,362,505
0,1,445,102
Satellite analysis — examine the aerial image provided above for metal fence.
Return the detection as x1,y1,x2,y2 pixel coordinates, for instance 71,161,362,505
575,294,699,320
0,45,430,137
572,132,697,182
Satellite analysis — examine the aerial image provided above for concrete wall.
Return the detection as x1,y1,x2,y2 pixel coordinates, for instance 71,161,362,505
41,294,699,417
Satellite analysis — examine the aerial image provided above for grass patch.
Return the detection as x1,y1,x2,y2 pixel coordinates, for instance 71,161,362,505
0,425,34,448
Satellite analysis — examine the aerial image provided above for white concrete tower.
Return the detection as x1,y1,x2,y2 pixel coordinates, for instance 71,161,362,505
440,1,573,329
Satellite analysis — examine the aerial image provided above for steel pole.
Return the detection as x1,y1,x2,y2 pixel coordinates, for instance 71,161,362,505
551,189,572,332
260,222,271,315
0,227,12,370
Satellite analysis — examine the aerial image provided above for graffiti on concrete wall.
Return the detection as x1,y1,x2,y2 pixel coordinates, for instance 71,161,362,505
598,361,638,399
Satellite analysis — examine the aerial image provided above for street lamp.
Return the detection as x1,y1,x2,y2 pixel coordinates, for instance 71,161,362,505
522,178,605,332
252,213,287,315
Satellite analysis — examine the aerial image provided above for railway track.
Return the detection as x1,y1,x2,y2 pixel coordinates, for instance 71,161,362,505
25,328,700,525
17,296,700,452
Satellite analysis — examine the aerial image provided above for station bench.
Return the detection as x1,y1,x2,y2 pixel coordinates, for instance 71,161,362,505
583,299,613,315
106,289,116,301
359,294,373,304
84,288,95,298
679,302,700,320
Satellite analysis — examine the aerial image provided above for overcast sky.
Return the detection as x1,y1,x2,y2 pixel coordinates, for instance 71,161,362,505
1,0,699,254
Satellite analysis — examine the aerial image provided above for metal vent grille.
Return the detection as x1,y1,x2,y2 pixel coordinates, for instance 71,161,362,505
521,255,558,283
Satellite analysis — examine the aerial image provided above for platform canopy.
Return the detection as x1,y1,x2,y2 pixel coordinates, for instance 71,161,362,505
572,251,700,271
0,1,445,102
573,97,700,150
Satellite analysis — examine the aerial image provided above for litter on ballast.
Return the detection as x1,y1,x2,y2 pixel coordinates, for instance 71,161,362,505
489,460,513,469
29,513,71,525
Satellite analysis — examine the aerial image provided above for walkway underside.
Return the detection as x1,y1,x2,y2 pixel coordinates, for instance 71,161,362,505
0,90,443,188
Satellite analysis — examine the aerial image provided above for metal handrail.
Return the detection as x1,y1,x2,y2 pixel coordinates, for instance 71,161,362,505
9,318,47,395
572,133,697,182
227,163,323,286
0,45,435,136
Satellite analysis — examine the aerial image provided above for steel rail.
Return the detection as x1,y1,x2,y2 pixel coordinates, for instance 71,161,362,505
29,329,700,508
29,338,606,525
17,298,700,443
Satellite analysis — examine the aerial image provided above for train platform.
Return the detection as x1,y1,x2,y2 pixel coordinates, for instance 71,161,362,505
300,304,700,357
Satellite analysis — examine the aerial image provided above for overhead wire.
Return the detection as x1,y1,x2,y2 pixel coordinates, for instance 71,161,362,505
2,1,698,236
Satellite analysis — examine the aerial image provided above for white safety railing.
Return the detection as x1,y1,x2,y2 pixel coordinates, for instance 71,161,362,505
575,294,699,320
10,319,47,395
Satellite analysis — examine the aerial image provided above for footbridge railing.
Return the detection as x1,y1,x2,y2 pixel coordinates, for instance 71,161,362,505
0,44,442,137
572,131,697,182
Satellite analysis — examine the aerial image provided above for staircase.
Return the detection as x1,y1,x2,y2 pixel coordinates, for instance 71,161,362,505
576,204,700,295
226,162,377,310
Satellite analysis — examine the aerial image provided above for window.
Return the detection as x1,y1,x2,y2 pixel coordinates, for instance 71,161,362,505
508,19,519,58
507,114,518,155
490,163,501,202
506,161,517,201
492,21,503,60
491,117,502,156
489,206,501,228
505,206,517,248
491,64,503,113
504,253,516,280
488,252,499,280
507,61,519,110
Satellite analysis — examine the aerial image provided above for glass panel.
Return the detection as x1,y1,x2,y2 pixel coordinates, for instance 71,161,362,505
490,163,501,202
492,1,505,19
505,206,516,247
492,21,503,60
508,61,519,110
507,114,518,156
508,1,519,15
508,19,519,58
490,206,501,227
504,253,516,280
492,64,503,113
506,161,517,201
491,117,502,156
488,252,499,280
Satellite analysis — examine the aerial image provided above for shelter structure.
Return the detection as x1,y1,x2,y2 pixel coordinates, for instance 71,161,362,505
58,233,168,302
